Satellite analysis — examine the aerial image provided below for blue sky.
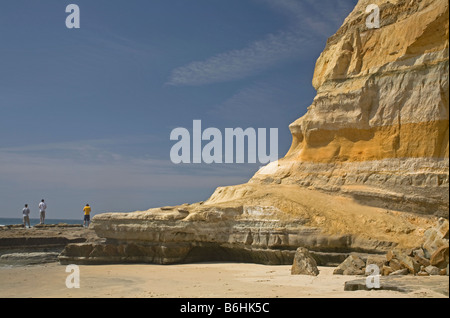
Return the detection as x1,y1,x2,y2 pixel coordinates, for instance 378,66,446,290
0,0,357,219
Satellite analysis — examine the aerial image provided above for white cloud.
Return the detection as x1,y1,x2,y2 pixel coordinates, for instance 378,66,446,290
167,30,309,86
167,0,355,86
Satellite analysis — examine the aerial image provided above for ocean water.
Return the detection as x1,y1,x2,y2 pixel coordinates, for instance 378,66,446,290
0,218,82,227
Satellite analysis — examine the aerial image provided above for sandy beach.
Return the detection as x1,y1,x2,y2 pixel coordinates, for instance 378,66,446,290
1,224,448,300
0,262,447,299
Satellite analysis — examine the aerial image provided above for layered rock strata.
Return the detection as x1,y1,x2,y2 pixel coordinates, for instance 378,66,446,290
0,224,98,265
59,0,449,266
251,0,449,216
59,184,437,265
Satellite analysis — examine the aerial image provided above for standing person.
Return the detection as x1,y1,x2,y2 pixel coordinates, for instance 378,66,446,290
83,204,91,227
38,199,47,224
22,204,31,228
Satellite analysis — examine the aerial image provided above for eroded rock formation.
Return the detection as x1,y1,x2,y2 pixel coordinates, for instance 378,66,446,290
59,0,449,266
252,0,449,215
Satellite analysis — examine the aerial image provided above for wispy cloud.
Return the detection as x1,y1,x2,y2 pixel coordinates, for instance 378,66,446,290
167,0,355,86
259,0,353,37
0,138,133,163
0,137,257,191
167,30,309,86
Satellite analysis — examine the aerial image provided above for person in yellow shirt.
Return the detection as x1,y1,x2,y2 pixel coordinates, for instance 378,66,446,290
83,204,91,228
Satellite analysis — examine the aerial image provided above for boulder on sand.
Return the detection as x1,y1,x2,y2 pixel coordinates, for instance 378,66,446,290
333,255,365,275
291,247,319,276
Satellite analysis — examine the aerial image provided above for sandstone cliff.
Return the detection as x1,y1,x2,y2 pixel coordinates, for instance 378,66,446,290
251,0,449,216
59,0,449,266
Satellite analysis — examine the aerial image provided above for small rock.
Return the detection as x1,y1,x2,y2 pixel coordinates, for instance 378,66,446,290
291,247,319,276
393,249,420,274
381,265,394,276
389,268,409,276
430,245,449,269
413,248,425,258
366,254,387,270
417,271,429,276
422,218,449,258
425,265,440,276
386,250,396,262
436,217,449,238
413,248,431,267
333,255,365,275
388,258,403,271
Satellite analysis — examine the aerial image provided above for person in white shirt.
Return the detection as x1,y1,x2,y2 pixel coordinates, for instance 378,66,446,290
38,199,47,224
22,204,31,228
